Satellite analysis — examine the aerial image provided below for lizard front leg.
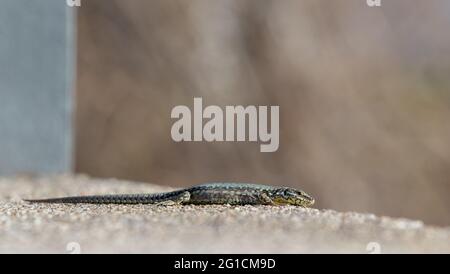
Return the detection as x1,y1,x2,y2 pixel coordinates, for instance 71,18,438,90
258,192,275,205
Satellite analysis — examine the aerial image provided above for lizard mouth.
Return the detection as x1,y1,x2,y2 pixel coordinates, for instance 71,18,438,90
273,196,314,207
292,194,314,207
305,197,315,206
301,194,315,206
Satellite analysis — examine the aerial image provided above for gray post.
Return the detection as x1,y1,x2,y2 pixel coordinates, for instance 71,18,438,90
0,0,75,175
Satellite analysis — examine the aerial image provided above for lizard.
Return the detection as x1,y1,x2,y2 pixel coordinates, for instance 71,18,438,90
24,182,315,207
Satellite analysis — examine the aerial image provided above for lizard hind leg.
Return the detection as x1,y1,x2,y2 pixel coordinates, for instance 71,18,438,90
155,191,191,206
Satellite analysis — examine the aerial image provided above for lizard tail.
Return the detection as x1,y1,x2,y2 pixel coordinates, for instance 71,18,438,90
24,190,186,205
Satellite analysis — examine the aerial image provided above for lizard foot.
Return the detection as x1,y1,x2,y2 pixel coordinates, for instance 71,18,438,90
155,191,191,206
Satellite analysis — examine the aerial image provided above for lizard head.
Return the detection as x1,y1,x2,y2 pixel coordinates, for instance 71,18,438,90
269,187,315,207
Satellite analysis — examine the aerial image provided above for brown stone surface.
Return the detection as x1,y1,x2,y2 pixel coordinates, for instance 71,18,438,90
0,176,449,253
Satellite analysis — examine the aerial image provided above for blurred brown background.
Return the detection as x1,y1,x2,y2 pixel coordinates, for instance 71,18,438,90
75,0,450,226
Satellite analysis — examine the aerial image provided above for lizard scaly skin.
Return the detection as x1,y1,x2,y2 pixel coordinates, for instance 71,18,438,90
25,182,315,207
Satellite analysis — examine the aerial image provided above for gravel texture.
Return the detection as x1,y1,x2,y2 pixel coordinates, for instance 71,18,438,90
0,175,449,253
